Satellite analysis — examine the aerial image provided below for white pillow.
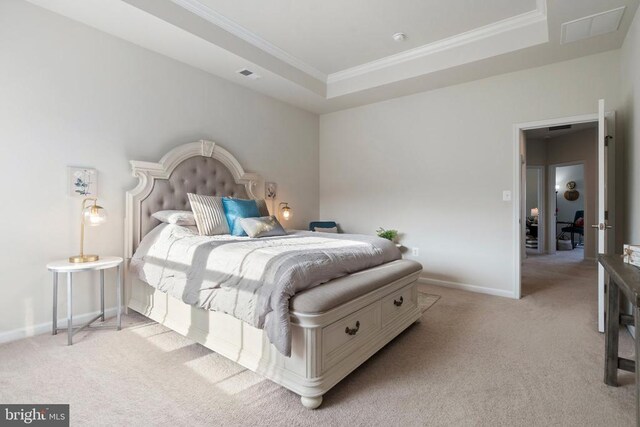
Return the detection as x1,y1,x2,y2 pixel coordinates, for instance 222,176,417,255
187,193,230,236
239,216,287,238
314,226,338,233
152,210,196,226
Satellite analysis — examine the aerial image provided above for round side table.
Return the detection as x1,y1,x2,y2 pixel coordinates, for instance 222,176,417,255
46,256,123,345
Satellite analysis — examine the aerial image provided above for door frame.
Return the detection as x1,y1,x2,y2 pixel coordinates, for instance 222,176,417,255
525,165,545,255
547,160,588,259
512,113,598,299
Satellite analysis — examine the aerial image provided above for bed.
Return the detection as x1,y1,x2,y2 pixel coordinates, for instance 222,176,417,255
124,140,423,408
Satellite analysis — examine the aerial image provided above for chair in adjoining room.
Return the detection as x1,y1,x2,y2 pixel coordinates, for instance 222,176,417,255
309,221,338,232
561,210,585,248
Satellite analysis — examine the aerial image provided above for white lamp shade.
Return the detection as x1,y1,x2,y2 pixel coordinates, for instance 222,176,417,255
83,205,108,226
531,208,539,217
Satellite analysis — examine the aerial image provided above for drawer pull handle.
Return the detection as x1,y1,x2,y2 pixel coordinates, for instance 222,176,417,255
394,296,404,307
345,321,360,336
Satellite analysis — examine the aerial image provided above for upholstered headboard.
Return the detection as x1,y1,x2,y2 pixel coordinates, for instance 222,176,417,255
124,140,261,259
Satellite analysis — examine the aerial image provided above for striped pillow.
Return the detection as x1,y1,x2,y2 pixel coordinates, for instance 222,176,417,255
187,193,230,236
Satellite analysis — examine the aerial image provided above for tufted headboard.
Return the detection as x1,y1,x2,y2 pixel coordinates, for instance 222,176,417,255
140,156,249,237
125,140,261,259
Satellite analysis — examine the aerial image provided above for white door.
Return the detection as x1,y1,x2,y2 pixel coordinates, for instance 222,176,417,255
597,99,615,333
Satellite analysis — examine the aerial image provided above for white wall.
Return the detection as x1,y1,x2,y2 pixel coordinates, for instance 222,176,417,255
320,50,620,297
0,1,319,340
621,3,640,244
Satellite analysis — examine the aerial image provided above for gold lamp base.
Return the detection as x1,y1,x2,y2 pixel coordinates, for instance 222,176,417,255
68,254,100,263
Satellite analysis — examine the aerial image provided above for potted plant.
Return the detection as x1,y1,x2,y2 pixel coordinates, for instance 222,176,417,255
376,227,398,243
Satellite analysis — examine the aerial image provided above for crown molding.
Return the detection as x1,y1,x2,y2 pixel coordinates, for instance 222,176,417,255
171,0,327,82
327,6,548,84
172,0,547,94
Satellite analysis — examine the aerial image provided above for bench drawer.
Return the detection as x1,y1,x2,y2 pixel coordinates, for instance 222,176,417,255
381,284,417,327
322,302,381,372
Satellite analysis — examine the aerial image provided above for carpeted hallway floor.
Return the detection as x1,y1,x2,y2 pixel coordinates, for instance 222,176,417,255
0,251,635,426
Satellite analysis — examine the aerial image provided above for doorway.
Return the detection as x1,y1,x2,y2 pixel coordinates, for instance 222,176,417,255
522,122,597,258
513,101,616,332
552,162,587,259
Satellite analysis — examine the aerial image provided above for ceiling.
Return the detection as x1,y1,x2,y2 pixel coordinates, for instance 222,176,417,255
26,0,640,113
195,0,538,74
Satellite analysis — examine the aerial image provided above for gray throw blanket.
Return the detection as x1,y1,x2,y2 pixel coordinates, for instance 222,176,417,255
131,225,400,356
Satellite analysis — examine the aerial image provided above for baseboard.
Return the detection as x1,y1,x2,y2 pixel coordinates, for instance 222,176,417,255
0,306,121,345
417,277,516,299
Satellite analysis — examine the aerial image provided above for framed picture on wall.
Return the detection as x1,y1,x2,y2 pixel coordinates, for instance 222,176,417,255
265,182,277,200
68,166,98,197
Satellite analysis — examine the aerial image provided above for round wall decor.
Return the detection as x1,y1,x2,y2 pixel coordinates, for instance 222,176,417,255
566,181,576,190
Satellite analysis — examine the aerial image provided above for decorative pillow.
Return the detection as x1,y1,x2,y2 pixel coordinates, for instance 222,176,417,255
152,210,196,226
314,226,338,233
255,199,270,217
239,216,287,238
187,193,230,236
222,197,261,236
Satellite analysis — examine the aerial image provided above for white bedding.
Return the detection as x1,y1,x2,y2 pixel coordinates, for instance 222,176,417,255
130,224,400,355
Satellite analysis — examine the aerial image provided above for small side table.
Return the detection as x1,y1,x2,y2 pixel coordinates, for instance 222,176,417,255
46,256,123,345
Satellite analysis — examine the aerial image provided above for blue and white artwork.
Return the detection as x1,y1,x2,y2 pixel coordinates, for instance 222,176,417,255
68,167,97,197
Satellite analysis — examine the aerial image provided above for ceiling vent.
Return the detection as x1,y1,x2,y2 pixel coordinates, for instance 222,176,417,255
549,125,572,131
237,68,260,80
561,7,625,44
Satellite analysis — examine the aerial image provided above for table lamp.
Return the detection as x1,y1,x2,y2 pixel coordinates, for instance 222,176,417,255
279,202,291,221
69,197,108,263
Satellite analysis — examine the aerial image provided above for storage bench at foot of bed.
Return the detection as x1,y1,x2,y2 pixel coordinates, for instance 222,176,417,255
127,259,422,409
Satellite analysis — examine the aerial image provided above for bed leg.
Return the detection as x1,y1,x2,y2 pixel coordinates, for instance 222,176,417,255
300,395,323,409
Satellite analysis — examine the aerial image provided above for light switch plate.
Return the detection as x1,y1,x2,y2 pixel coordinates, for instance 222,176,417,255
502,190,512,201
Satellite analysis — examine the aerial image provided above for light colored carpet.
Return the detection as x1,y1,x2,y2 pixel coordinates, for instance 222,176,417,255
418,291,440,313
0,251,635,426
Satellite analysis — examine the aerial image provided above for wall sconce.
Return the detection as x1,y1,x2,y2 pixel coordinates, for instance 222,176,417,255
279,202,291,221
69,197,108,263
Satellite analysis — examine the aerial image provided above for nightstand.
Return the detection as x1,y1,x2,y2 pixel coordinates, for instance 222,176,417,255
46,256,123,345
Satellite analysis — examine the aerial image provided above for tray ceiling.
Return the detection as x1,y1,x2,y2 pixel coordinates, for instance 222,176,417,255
194,0,538,74
25,0,640,113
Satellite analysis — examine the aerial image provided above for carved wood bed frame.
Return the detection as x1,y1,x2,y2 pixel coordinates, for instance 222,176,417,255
124,140,422,409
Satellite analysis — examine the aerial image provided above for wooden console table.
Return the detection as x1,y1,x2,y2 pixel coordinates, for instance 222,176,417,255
598,254,640,424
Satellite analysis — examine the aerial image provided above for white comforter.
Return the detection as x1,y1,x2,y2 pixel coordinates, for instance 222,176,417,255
131,224,401,356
